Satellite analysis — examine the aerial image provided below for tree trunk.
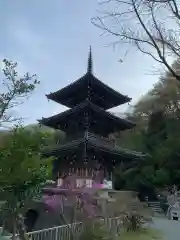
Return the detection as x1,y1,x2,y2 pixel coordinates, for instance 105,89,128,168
16,214,29,240
12,215,17,240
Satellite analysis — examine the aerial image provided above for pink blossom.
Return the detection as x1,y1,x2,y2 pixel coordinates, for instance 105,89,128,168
42,170,104,217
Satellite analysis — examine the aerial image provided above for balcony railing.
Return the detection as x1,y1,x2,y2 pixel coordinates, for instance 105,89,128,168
87,132,115,147
55,132,115,146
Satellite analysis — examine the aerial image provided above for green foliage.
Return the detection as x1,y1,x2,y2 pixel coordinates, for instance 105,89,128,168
0,59,39,127
145,111,167,152
79,222,111,240
120,229,163,240
153,169,171,187
0,126,52,237
122,214,143,232
24,124,66,146
115,59,180,193
0,127,51,188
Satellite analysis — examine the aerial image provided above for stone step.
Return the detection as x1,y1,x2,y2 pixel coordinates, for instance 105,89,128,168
149,204,161,207
148,201,164,213
148,202,161,205
151,208,163,212
148,202,161,206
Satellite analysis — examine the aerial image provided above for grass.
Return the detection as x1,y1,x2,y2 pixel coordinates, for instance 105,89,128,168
120,228,163,240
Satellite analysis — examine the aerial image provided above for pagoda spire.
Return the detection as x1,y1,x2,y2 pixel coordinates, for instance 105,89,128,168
87,46,93,74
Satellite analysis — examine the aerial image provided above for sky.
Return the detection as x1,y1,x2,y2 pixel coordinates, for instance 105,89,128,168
0,0,164,125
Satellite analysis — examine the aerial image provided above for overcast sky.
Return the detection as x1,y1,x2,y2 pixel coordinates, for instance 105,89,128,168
0,0,164,125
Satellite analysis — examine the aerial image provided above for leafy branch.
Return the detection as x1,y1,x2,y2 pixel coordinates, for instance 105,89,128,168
0,59,39,127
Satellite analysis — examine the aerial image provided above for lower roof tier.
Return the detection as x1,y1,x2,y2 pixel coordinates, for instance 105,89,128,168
42,133,146,161
38,100,135,136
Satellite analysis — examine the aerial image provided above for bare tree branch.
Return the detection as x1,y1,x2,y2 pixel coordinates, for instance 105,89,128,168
92,0,180,81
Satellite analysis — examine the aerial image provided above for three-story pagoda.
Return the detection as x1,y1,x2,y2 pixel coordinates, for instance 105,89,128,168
39,48,145,188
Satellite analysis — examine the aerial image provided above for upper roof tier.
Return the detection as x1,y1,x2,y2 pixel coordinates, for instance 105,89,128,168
46,47,131,110
38,100,135,135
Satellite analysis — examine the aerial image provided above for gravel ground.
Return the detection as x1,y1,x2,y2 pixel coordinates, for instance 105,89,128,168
152,217,180,240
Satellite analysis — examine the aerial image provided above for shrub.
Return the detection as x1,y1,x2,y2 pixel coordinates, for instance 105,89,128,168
79,221,111,240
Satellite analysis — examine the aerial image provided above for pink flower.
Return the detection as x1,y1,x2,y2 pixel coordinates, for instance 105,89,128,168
92,183,104,189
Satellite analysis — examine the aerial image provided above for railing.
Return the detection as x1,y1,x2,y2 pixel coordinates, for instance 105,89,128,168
27,217,122,240
56,132,115,146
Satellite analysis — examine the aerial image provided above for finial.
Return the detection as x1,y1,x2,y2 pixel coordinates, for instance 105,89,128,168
87,46,93,74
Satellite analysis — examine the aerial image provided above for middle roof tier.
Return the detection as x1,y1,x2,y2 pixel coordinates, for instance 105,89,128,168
38,100,135,136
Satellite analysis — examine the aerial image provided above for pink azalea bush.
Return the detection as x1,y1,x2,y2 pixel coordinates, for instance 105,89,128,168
43,173,101,218
42,171,112,240
42,167,105,217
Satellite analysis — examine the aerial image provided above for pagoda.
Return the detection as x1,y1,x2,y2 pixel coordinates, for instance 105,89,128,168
39,47,145,188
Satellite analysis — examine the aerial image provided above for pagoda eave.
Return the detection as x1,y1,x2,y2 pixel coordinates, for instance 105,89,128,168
42,136,146,160
46,73,132,110
38,100,135,135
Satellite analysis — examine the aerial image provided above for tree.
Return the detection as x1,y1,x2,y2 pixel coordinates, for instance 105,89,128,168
0,59,39,128
115,116,167,199
116,109,180,193
92,0,180,81
114,60,180,193
145,110,167,151
121,59,180,123
0,127,52,239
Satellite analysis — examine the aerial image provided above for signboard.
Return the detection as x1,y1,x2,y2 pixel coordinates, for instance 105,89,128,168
103,180,112,189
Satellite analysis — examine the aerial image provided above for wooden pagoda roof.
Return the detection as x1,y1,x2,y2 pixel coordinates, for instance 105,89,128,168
42,133,146,160
46,73,131,110
38,100,135,135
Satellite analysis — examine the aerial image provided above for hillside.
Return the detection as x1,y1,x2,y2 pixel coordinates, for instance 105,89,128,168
24,123,57,133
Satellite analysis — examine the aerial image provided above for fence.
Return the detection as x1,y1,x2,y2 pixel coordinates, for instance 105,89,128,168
27,217,122,240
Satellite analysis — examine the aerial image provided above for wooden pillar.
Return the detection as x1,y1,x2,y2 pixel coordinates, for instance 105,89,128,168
111,168,115,189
